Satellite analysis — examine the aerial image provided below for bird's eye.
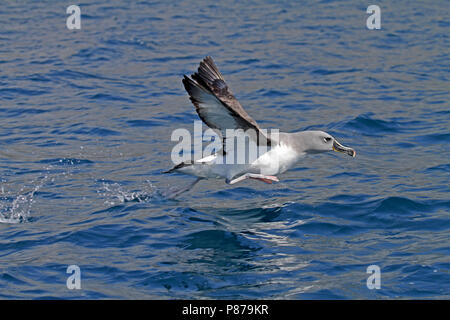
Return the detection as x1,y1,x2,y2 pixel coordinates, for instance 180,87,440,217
323,137,332,143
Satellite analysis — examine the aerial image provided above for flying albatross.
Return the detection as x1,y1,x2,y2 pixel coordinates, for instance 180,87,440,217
164,57,355,196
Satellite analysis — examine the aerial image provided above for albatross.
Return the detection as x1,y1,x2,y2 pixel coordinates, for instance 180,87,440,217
164,57,355,196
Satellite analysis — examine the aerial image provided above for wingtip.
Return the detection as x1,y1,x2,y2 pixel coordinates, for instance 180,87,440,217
201,56,215,68
182,75,194,91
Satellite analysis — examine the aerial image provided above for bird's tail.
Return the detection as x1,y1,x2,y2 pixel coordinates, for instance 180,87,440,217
162,161,193,174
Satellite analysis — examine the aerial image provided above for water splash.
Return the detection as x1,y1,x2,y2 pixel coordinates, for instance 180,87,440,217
99,180,158,205
0,176,48,224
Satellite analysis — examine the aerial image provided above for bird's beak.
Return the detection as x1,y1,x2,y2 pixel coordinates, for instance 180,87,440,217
333,140,356,157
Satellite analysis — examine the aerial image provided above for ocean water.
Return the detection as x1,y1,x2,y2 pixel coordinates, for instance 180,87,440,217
0,0,449,299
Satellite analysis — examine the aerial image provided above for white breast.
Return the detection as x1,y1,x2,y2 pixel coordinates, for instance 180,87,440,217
251,143,301,176
177,143,301,180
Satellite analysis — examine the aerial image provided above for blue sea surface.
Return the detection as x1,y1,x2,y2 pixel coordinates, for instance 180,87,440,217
0,1,449,299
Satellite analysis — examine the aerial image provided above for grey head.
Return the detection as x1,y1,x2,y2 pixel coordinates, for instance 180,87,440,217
290,130,356,157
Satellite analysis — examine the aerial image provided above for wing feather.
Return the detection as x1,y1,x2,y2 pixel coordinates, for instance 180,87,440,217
182,57,271,148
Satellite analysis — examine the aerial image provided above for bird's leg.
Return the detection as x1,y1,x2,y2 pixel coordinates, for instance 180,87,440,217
227,173,279,185
166,178,203,199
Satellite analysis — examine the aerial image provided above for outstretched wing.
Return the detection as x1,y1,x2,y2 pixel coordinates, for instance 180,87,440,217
182,56,271,150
